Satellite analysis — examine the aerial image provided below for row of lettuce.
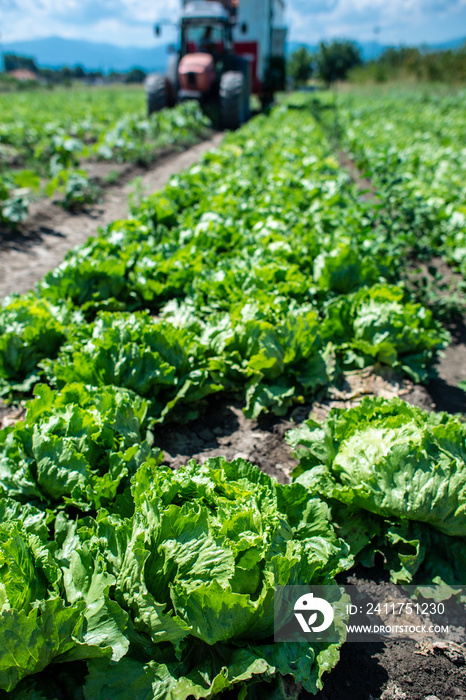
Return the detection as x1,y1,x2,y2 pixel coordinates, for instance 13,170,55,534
0,420,351,698
0,94,210,224
334,87,466,283
1,100,449,418
3,388,466,698
1,91,209,169
1,98,464,697
3,382,466,697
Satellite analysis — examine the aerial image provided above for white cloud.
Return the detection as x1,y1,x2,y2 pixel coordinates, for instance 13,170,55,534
287,0,466,43
2,0,179,23
1,0,181,45
1,0,465,46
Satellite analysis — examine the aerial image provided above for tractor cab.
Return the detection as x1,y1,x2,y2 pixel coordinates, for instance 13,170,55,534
181,2,233,57
178,2,233,100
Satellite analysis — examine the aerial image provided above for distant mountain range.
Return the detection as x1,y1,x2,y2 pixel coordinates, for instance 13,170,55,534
3,37,168,73
3,35,466,73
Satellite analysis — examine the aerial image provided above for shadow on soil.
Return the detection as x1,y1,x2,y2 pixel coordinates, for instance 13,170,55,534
427,318,466,414
427,376,466,413
0,223,66,252
310,642,389,700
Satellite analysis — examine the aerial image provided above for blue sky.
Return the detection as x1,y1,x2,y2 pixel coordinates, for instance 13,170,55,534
1,0,465,47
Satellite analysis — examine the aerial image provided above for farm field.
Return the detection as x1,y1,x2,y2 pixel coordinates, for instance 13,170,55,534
1,85,466,699
0,134,224,300
336,87,466,286
0,86,211,226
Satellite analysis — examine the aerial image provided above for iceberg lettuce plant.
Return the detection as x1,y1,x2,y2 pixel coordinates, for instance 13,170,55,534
0,457,350,699
288,396,466,584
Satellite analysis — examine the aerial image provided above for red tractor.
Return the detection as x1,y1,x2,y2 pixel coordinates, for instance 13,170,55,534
146,0,286,129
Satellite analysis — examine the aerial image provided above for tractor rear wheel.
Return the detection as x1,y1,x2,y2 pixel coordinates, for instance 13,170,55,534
145,73,167,116
220,71,246,130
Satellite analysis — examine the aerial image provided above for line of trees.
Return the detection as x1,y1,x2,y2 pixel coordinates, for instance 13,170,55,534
288,40,362,87
3,53,38,73
2,53,148,86
288,40,466,87
351,44,466,83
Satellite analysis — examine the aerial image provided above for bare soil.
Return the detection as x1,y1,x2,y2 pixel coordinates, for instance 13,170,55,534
154,398,298,483
423,320,466,414
310,567,466,700
313,637,466,700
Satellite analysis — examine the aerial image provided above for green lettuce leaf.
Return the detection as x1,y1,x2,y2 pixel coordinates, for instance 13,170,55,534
0,522,83,692
322,284,449,382
288,396,466,583
43,312,221,423
0,383,160,513
74,458,352,697
0,295,67,395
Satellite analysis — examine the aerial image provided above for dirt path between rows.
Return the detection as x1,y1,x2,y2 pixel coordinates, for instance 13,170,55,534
0,133,223,301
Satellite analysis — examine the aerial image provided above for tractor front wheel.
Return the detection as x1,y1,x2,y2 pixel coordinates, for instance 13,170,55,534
145,73,167,116
220,71,246,130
